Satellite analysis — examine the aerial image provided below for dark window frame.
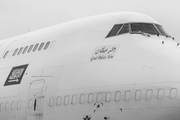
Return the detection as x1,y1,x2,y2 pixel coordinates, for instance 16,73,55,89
38,43,45,51
13,49,18,56
106,24,123,38
118,24,130,35
33,44,39,52
17,47,23,55
28,45,34,53
22,46,28,54
44,41,50,50
3,51,9,58
131,23,159,35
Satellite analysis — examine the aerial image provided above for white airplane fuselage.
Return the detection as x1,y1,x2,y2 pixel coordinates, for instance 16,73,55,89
0,12,180,120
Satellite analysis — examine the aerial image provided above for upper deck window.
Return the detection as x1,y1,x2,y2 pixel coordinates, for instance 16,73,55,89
22,46,28,54
33,44,39,52
131,23,159,35
13,49,18,56
3,51,9,58
17,47,23,55
44,41,50,50
28,45,33,53
38,43,44,51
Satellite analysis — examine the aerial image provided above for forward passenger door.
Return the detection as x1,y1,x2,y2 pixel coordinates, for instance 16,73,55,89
26,80,45,120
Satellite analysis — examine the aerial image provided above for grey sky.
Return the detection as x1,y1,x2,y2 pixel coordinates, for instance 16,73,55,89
0,0,179,42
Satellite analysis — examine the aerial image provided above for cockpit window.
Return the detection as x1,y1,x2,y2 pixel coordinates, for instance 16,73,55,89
131,23,159,35
106,24,123,38
106,22,171,39
155,24,169,36
118,24,129,35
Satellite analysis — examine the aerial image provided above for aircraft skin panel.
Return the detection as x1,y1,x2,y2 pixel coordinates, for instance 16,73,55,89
0,12,180,120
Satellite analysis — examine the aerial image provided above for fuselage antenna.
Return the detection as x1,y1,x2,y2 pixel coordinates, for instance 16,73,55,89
27,27,30,32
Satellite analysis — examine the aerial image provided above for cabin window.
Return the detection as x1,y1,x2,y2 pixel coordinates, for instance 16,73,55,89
22,46,28,54
9,50,14,57
44,41,50,50
38,43,45,51
118,24,129,35
13,48,18,56
0,103,4,112
3,51,9,58
64,96,70,105
146,89,153,100
105,92,112,102
97,93,102,103
106,24,123,38
135,90,142,101
88,93,94,104
17,101,21,110
5,102,9,111
33,44,39,52
170,88,178,99
71,95,77,105
158,88,165,99
124,90,131,101
11,101,15,111
49,97,54,107
28,45,34,53
56,96,62,106
115,91,121,102
80,94,85,104
28,99,33,109
17,47,23,55
50,41,56,49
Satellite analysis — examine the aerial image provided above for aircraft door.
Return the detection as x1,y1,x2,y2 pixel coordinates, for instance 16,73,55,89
26,80,45,120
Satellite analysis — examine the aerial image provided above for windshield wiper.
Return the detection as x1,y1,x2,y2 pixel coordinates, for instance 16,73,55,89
130,31,151,37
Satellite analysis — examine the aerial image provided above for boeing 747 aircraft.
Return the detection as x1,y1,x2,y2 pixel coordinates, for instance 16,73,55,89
0,12,179,120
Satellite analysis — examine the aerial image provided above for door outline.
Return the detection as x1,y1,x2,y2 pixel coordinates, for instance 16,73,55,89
26,80,45,120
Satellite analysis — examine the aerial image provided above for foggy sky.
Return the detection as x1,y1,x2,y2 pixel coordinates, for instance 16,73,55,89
0,0,179,42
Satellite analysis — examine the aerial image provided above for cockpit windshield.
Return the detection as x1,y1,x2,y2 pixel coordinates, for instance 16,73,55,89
155,24,169,36
131,23,159,35
106,22,172,39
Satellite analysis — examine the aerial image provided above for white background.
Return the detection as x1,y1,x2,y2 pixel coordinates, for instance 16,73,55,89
0,0,179,42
